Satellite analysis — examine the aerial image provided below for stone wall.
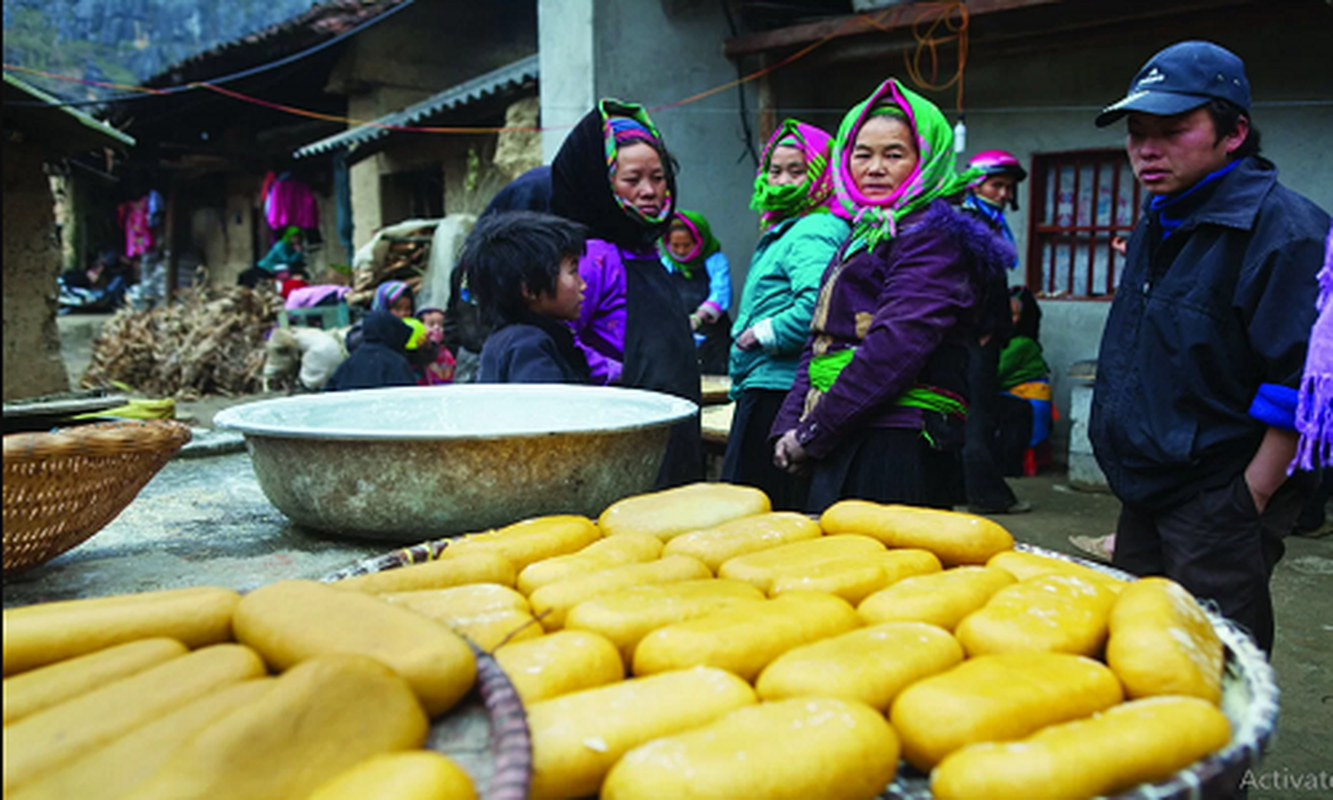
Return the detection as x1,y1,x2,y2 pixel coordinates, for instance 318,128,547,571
3,141,70,400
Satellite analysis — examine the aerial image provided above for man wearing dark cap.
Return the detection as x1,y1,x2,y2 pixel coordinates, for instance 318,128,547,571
1090,41,1329,656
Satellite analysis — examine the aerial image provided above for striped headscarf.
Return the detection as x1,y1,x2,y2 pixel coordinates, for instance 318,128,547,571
551,98,678,250
832,79,984,256
602,104,674,228
371,280,412,314
750,119,848,229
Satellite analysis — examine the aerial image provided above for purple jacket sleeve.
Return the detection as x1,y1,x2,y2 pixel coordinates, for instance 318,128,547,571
570,240,627,386
789,229,975,460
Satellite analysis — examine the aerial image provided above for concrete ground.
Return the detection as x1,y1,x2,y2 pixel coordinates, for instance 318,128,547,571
17,314,1330,797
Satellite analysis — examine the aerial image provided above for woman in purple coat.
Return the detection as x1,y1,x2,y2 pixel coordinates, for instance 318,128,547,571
772,79,1015,513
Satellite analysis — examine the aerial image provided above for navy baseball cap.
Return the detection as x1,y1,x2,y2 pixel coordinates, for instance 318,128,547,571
1095,41,1251,127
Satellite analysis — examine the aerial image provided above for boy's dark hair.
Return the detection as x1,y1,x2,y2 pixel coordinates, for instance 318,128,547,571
1206,98,1261,159
461,210,587,326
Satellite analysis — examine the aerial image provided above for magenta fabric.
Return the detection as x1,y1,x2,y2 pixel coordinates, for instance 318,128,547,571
264,176,320,231
117,197,155,258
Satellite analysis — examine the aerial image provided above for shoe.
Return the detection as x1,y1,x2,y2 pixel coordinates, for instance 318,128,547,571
968,500,1033,515
1069,534,1114,562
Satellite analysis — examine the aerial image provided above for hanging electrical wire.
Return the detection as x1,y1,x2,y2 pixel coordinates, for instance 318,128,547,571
2,0,417,108
2,1,970,137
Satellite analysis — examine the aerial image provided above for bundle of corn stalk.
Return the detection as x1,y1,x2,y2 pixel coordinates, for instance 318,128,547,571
81,285,283,399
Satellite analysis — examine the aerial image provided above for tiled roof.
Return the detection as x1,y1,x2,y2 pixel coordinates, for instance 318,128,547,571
293,53,538,158
143,0,409,88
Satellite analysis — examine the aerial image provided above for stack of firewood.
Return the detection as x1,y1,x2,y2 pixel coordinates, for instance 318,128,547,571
82,286,283,399
347,221,436,307
381,227,435,280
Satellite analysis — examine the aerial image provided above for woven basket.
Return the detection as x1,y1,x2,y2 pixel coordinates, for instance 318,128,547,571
320,549,532,800
326,539,1276,800
3,420,192,575
881,543,1279,800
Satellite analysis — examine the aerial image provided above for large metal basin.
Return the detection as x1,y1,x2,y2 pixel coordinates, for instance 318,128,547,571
214,385,697,541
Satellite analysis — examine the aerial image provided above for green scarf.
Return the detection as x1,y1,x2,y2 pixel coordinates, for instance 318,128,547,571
831,79,984,257
660,209,721,280
748,120,838,228
810,348,967,417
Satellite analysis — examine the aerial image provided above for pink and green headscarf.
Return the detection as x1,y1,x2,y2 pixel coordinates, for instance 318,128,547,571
749,119,847,229
660,210,722,279
832,79,984,256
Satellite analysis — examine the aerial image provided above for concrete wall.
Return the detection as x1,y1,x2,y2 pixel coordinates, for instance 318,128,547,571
539,0,762,309
3,141,70,400
539,0,595,163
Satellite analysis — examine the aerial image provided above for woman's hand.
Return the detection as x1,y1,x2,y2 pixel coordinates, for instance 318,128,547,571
735,327,760,351
773,430,809,474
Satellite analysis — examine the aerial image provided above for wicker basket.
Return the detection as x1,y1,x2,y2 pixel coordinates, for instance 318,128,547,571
321,547,532,800
3,420,192,575
326,540,1276,800
880,544,1279,800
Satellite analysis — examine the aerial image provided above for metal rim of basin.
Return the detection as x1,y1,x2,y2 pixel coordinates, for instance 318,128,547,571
213,384,699,441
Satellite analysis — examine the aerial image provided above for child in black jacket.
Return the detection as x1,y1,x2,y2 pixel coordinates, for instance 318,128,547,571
463,211,592,384
323,311,418,391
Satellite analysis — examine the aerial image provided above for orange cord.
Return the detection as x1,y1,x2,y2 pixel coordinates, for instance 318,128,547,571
3,3,969,133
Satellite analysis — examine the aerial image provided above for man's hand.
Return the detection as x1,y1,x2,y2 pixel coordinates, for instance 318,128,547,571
1244,427,1299,514
773,429,810,474
735,327,760,351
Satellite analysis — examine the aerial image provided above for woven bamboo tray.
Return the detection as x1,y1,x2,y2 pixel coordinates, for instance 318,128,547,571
882,544,1278,800
3,420,192,575
320,550,532,800
322,540,1277,800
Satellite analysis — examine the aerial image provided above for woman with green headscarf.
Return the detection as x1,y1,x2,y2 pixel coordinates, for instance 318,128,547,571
660,210,733,374
240,226,307,289
720,119,851,511
771,79,1016,513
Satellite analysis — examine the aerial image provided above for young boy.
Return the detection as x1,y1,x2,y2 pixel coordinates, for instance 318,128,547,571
462,211,591,384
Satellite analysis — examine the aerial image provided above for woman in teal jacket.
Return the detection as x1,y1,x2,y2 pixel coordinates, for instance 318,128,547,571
722,119,852,510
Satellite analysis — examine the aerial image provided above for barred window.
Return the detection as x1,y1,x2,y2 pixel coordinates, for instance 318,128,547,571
1025,149,1140,299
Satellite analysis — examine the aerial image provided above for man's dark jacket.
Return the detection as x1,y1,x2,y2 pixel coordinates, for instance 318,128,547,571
1091,156,1329,510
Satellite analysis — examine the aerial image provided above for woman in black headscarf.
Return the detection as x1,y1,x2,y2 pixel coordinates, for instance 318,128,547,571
550,100,703,488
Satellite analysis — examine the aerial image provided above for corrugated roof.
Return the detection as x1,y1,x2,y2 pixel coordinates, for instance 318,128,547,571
3,73,136,153
144,0,409,88
294,53,538,159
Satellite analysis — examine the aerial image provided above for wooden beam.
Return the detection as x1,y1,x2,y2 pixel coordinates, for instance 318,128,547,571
792,0,1270,70
723,0,1061,57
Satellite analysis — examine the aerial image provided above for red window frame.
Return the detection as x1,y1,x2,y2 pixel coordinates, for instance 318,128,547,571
1025,149,1141,300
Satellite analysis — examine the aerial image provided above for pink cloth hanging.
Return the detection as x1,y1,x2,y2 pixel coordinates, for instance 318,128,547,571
116,197,154,258
264,176,320,231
